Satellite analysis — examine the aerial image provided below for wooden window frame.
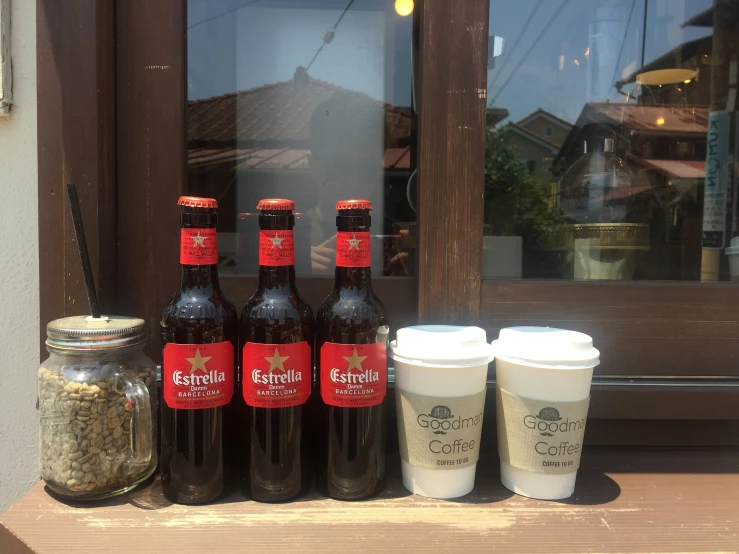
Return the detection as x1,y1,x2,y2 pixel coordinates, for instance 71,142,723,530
37,0,739,443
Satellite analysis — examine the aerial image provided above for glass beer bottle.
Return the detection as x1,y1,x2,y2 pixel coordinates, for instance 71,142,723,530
316,199,389,500
160,196,239,504
239,199,314,501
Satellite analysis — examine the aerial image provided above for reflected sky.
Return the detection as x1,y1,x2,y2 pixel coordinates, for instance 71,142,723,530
188,0,714,124
188,0,413,105
488,0,713,123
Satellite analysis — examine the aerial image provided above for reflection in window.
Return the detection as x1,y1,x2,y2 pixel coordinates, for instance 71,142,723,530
187,0,416,277
486,0,739,282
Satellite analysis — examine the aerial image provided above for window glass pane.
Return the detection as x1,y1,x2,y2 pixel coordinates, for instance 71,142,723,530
187,0,416,277
486,0,738,281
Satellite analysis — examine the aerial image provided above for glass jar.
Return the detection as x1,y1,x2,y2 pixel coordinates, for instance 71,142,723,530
37,316,157,500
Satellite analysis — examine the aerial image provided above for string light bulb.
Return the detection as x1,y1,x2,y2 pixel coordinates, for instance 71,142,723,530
656,116,665,126
395,0,414,16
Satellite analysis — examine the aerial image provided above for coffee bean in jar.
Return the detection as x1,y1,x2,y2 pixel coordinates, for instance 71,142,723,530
37,316,157,500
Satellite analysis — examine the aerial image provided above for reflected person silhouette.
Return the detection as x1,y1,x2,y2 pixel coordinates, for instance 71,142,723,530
305,92,386,275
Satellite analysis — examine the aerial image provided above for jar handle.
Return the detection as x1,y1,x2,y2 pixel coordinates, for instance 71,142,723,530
117,374,153,465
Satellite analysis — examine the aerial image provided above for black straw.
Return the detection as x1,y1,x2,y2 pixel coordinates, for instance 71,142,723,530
66,184,101,318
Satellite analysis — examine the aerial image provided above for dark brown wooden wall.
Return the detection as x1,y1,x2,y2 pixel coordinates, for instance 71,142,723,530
481,280,739,377
35,0,739,433
115,0,187,360
37,0,117,355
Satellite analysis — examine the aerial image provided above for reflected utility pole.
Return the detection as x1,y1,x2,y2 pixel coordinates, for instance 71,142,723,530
641,0,648,69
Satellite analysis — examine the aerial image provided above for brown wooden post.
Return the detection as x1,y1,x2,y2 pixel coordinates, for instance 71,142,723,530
37,0,117,355
115,0,187,360
416,0,489,324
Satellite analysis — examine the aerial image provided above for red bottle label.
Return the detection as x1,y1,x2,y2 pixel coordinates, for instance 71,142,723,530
181,228,218,265
242,342,311,408
320,342,387,408
336,231,371,268
163,342,234,410
259,230,295,266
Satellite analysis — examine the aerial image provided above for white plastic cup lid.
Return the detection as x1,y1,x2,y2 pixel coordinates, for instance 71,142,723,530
491,326,600,369
389,325,494,367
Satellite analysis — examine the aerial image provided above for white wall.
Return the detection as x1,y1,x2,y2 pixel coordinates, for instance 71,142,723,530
0,0,38,512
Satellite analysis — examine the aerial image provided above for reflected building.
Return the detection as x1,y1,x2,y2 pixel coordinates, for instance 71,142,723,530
553,103,708,279
506,109,572,182
549,2,739,281
188,70,414,276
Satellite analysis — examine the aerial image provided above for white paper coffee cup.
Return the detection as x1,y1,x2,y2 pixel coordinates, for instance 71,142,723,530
492,327,599,500
390,325,494,499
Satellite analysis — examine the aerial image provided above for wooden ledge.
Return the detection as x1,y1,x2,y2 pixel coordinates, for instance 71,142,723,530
2,448,738,553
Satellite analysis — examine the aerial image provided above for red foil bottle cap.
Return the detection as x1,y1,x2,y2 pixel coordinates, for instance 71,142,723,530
177,196,218,209
336,199,373,211
257,198,296,211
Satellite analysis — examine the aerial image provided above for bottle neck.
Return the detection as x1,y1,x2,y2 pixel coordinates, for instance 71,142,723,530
258,265,296,290
257,213,296,292
334,266,372,291
180,264,221,291
334,210,372,291
179,208,221,292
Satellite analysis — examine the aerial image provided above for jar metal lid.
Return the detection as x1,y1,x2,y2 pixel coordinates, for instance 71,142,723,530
46,315,147,351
